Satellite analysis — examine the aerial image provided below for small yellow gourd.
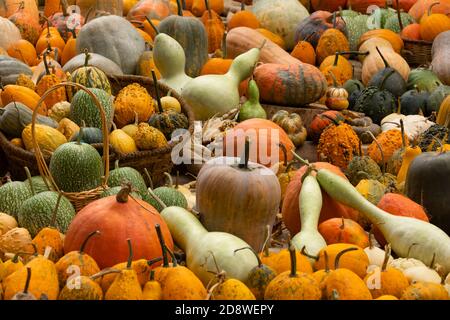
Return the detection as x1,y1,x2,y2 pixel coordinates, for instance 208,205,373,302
100,259,151,292
21,124,67,153
397,145,422,184
134,123,168,150
109,123,139,154
161,91,181,113
56,118,80,141
142,270,162,300
1,254,24,280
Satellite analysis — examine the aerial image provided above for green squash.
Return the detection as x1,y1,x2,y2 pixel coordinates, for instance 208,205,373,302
344,14,369,51
70,51,112,95
345,156,382,186
158,3,208,77
0,102,58,138
49,141,104,193
400,89,429,115
238,79,267,122
426,85,450,116
17,191,75,237
344,79,365,96
100,186,142,199
107,160,150,202
0,181,32,219
339,7,359,19
384,12,415,33
407,68,443,92
70,127,103,144
24,176,53,194
367,7,396,29
0,55,32,85
148,187,187,212
69,88,114,130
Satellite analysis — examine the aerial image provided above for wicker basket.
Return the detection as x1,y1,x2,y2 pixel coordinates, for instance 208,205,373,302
402,38,433,67
106,74,195,186
31,82,111,212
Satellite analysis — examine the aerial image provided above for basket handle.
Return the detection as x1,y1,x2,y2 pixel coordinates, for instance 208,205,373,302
30,82,110,192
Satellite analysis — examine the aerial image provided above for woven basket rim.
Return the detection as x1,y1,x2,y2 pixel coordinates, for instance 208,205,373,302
401,37,433,46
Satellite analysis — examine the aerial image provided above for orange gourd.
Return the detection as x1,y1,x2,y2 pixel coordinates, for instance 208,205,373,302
44,0,61,17
141,18,160,40
135,27,154,43
256,28,286,50
35,24,65,56
419,2,450,41
191,0,223,17
0,84,47,115
227,2,259,31
7,1,41,45
318,218,370,248
61,31,77,66
401,23,422,40
201,0,225,54
291,34,316,65
35,52,66,109
7,40,37,66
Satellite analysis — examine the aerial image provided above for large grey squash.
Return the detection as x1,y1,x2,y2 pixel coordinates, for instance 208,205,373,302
0,55,33,85
76,15,145,75
0,17,21,50
63,52,124,75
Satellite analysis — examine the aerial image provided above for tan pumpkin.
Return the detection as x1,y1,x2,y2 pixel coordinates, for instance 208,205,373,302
359,30,404,54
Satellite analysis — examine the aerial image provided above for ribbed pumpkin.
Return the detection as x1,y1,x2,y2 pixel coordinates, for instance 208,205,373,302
419,2,450,41
227,2,259,31
359,29,404,54
70,50,112,94
63,185,174,269
114,83,155,128
35,53,66,109
201,0,225,54
6,40,37,67
316,19,350,64
191,0,223,16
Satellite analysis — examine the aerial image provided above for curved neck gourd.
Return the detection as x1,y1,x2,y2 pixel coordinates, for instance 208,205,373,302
298,175,323,232
153,33,192,80
225,47,260,86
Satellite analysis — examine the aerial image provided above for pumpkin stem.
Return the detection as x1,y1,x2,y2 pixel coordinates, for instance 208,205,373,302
340,217,345,230
429,253,436,268
126,238,133,269
428,2,440,16
42,51,51,76
145,17,159,35
330,289,340,300
23,267,32,294
61,0,69,17
150,269,155,281
301,246,319,261
365,130,386,175
24,167,35,196
155,224,169,267
302,32,316,43
324,250,330,273
240,1,245,10
396,0,404,31
238,137,250,169
328,70,339,88
381,243,391,272
278,142,288,167
234,247,262,267
334,247,358,269
50,192,63,228
332,11,337,29
147,187,167,210
79,230,100,254
143,168,154,190
151,69,164,113
285,160,298,174
375,46,390,69
288,242,297,278
165,246,178,267
116,183,133,203
399,119,406,149
175,0,183,16
290,150,311,167
114,160,120,170
259,39,267,50
90,268,122,280
221,31,227,58
163,172,174,188
147,256,163,266
333,52,339,67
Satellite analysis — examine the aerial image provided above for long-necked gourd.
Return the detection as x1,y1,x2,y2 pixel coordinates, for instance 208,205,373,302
153,33,193,94
159,206,258,285
315,168,450,275
291,174,327,265
181,44,263,120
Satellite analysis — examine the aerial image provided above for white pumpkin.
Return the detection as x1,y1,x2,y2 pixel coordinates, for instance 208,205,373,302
388,257,426,271
403,266,442,284
365,245,394,268
381,114,434,141
0,17,21,50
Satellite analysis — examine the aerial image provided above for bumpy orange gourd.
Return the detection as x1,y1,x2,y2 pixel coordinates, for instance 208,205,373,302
401,282,449,300
209,277,256,300
35,52,66,109
320,53,353,85
318,218,369,248
201,1,225,53
7,40,37,66
367,130,409,165
291,37,316,65
32,228,64,263
15,74,36,91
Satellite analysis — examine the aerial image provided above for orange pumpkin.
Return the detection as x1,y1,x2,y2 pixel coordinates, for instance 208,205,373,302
282,162,361,235
8,1,41,45
7,40,37,66
318,218,370,248
256,28,286,50
127,0,172,22
401,23,422,40
61,31,77,66
191,0,223,16
291,35,316,65
200,57,233,75
227,3,259,31
63,185,174,269
201,1,225,53
409,0,450,21
141,19,161,40
36,27,66,56
1,85,47,115
419,2,450,41
223,118,295,168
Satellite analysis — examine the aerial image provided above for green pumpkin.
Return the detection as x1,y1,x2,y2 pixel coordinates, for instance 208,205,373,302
384,12,415,33
344,14,369,51
107,161,151,202
426,85,450,116
0,181,32,219
71,51,112,95
69,88,114,130
70,127,103,144
157,5,208,77
400,89,429,115
343,79,365,96
17,191,75,237
345,156,382,186
147,111,189,140
49,141,104,193
100,186,142,199
407,68,443,93
24,176,53,194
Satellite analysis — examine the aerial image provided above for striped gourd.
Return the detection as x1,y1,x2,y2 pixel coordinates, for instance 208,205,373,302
344,15,369,51
148,111,189,139
71,51,112,94
24,176,53,194
49,141,104,193
69,88,114,130
17,191,76,237
0,181,32,219
107,161,151,202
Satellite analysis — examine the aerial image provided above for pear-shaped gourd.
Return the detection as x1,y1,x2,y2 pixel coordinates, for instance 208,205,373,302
153,33,193,94
182,44,263,120
238,79,267,122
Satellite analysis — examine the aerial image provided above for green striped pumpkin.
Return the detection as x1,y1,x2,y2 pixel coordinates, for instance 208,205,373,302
69,88,114,130
25,176,53,194
0,181,32,219
17,191,76,237
148,111,189,139
49,141,104,193
71,66,112,94
100,186,142,199
107,161,151,203
344,15,369,51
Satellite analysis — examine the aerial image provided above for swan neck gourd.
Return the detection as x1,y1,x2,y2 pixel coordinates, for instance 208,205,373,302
226,48,260,85
298,175,323,231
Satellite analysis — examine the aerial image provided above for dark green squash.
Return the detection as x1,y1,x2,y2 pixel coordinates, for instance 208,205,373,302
158,0,208,77
367,47,406,97
405,151,450,234
407,68,443,93
0,179,32,219
348,89,363,110
353,69,397,125
400,89,428,115
426,85,450,116
343,79,365,96
70,123,103,144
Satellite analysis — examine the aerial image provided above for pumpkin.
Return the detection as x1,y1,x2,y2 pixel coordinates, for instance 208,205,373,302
251,0,310,50
114,83,155,128
316,22,350,64
76,15,145,75
325,71,349,111
35,26,65,58
401,23,422,40
196,139,280,252
32,226,65,263
158,1,208,78
359,29,404,54
142,271,162,300
127,0,171,22
409,0,450,21
294,10,347,49
134,123,168,150
282,162,360,236
401,282,450,300
256,28,286,49
64,185,174,269
253,63,327,107
15,73,35,90
228,2,260,30
320,53,353,85
396,144,423,183
346,154,383,186
0,84,45,115
419,2,450,41
35,53,66,109
367,129,408,165
200,1,225,54
271,110,307,147
137,42,161,79
8,1,41,45
141,18,161,40
264,244,321,300
317,123,360,170
318,218,369,248
291,35,316,65
0,17,22,50
6,40,37,67
191,0,223,16
308,110,345,143
70,51,112,95
431,31,450,86
59,273,105,300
